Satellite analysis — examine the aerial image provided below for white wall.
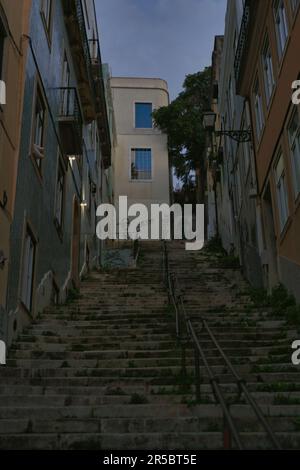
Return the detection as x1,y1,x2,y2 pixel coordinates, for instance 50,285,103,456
110,77,171,217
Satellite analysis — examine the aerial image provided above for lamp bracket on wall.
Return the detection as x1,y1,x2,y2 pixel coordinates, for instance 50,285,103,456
215,130,252,143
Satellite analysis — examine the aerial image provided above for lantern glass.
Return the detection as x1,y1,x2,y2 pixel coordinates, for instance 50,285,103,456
202,111,216,131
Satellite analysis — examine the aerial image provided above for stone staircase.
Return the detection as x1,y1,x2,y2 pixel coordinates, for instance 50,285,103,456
0,241,299,449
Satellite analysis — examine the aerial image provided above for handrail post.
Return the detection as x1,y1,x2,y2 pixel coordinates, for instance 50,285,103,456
194,347,201,402
181,341,187,379
223,412,232,449
164,241,169,289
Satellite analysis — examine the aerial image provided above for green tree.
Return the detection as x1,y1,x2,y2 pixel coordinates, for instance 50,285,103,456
153,67,212,203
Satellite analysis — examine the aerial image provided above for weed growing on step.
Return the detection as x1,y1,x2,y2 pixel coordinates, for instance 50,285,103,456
164,304,175,317
252,363,296,373
248,288,270,308
293,418,300,431
246,284,300,326
181,395,213,406
219,255,240,268
105,387,127,396
273,394,300,405
60,361,70,368
71,344,85,352
205,236,226,255
64,396,72,406
25,420,33,434
270,284,296,316
204,421,222,432
173,371,194,394
257,382,300,392
129,393,148,404
208,305,227,314
32,350,44,359
65,288,81,305
22,336,37,342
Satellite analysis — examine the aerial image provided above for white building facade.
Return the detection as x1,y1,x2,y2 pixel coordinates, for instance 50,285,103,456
110,77,171,234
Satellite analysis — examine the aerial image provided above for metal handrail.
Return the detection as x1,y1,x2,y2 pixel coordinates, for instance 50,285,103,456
162,240,281,450
202,318,281,449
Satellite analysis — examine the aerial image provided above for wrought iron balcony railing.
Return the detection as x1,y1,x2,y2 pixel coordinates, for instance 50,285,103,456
62,1,112,166
62,0,95,121
88,38,112,168
234,0,251,85
89,38,99,65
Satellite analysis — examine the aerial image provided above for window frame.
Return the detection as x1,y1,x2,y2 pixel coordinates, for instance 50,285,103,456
287,109,300,200
20,226,37,313
291,0,300,14
40,0,54,46
0,17,6,80
130,147,153,182
274,150,289,231
253,76,265,141
54,153,66,235
30,80,47,177
87,172,92,219
273,0,289,60
134,102,153,129
261,35,275,106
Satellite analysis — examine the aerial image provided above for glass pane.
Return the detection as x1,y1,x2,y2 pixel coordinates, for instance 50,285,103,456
131,149,152,180
288,112,299,144
135,103,152,128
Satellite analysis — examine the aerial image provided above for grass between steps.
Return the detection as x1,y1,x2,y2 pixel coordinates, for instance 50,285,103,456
243,284,300,326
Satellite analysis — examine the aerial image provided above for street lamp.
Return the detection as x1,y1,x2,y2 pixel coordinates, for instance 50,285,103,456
202,110,217,132
202,110,252,143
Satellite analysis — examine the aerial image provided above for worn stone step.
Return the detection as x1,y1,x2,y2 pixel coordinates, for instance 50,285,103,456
0,431,223,450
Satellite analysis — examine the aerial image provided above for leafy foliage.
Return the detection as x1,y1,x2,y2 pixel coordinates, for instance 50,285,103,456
153,67,212,202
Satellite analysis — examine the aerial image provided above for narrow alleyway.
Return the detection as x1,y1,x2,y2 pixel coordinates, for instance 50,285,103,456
0,242,299,449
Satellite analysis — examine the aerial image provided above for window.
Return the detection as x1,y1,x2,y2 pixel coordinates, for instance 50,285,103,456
88,173,92,217
131,148,152,180
243,140,250,176
32,85,46,170
288,111,300,198
291,0,300,12
274,152,289,230
253,78,264,139
83,0,91,30
40,0,53,34
227,76,235,125
262,37,275,105
273,0,288,58
135,103,152,128
21,228,36,311
55,159,65,229
0,18,6,80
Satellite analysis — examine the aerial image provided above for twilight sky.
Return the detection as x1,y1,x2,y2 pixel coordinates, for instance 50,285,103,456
96,0,227,100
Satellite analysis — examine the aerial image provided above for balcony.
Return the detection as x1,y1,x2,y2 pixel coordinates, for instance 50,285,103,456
234,0,258,94
58,87,83,155
234,0,251,89
88,38,112,169
62,0,96,122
